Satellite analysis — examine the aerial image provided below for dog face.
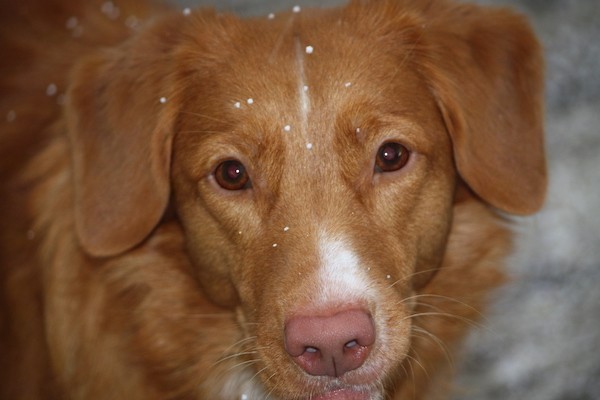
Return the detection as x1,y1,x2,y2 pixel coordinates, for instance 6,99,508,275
66,1,545,398
172,27,456,396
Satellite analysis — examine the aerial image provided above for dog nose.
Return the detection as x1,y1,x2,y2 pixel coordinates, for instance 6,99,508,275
284,309,375,377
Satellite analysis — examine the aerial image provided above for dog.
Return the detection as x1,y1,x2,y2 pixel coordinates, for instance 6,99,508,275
0,0,545,398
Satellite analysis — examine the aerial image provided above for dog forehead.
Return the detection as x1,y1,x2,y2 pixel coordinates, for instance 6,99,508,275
221,17,406,101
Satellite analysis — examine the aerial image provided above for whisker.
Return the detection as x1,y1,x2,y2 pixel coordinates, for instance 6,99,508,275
216,335,257,359
407,301,446,312
399,361,410,381
411,325,454,369
215,350,259,365
248,365,269,385
225,358,260,372
262,371,279,400
402,293,485,318
404,355,418,395
394,294,491,332
389,264,472,288
405,354,429,378
387,267,441,288
403,311,482,329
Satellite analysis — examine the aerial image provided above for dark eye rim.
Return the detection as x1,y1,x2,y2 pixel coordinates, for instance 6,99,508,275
374,141,411,173
213,159,252,191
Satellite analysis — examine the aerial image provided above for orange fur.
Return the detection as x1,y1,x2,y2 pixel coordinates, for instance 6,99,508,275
0,0,544,399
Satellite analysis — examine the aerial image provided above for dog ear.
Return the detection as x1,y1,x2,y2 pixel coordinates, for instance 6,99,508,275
66,25,180,257
423,4,546,215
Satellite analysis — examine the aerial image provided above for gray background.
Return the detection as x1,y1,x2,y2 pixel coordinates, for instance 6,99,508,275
174,0,600,398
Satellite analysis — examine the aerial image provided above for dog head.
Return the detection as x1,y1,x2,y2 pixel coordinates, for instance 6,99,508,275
67,0,544,398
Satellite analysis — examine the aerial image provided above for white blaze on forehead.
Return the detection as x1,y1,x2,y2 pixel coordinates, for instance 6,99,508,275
317,233,374,305
294,38,310,140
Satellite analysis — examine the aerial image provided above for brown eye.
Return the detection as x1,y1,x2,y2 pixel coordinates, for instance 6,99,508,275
375,142,410,173
214,159,251,190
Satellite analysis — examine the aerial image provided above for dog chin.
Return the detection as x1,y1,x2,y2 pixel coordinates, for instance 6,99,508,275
250,367,386,400
309,387,381,400
281,371,386,400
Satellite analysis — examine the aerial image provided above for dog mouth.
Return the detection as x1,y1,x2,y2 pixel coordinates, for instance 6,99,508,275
309,387,376,400
290,362,385,400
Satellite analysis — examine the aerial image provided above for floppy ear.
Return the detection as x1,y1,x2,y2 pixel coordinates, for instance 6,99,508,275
66,25,180,257
423,4,546,214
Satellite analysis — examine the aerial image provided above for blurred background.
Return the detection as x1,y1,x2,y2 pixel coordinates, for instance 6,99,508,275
174,0,600,398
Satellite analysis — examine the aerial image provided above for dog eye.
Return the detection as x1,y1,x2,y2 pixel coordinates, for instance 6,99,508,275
375,142,410,173
214,159,251,190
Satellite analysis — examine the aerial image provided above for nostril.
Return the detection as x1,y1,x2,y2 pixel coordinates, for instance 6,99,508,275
345,340,358,348
305,346,319,354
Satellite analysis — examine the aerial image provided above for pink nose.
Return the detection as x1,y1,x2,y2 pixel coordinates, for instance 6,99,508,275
284,309,375,377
